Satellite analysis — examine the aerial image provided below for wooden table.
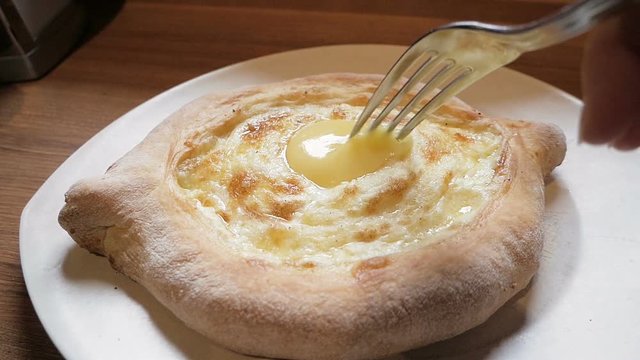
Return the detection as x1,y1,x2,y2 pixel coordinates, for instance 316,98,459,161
1,0,579,358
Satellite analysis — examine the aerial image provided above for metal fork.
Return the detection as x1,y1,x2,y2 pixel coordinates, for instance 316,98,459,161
351,0,637,140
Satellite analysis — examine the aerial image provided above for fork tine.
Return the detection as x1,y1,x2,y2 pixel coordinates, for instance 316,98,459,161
396,67,472,140
385,59,455,134
366,51,438,132
349,46,425,138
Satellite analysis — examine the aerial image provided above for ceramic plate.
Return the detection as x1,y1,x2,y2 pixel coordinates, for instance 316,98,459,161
20,45,640,360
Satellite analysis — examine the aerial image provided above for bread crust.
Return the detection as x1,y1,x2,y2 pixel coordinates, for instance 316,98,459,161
59,73,566,360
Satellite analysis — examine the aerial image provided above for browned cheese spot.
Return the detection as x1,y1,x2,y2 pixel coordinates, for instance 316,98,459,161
355,223,391,243
284,259,317,269
198,196,215,207
423,138,449,163
334,184,359,208
183,152,223,186
183,136,197,149
454,132,473,143
442,171,453,192
241,111,291,142
343,185,358,197
217,210,231,223
228,171,258,200
268,199,303,221
177,133,218,169
331,107,347,119
347,94,370,106
351,256,391,279
300,261,316,269
273,177,304,195
364,173,417,215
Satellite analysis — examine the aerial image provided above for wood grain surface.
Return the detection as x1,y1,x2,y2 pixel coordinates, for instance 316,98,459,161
1,0,580,358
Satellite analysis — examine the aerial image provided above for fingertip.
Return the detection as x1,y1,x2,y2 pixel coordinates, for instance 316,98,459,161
579,14,640,146
579,105,622,144
612,122,640,151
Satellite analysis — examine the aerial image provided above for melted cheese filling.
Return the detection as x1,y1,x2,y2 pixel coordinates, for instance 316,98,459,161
176,101,505,268
286,120,413,188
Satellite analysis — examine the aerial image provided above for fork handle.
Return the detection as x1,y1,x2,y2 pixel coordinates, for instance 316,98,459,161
511,0,639,52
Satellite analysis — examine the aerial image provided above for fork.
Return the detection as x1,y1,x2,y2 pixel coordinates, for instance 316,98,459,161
351,0,638,140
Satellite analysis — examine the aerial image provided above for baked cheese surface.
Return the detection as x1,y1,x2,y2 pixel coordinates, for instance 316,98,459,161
175,90,505,268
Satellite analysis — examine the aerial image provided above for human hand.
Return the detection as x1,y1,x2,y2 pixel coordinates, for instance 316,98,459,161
579,5,640,150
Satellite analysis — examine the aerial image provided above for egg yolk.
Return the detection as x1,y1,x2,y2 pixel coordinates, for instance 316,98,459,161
286,120,413,187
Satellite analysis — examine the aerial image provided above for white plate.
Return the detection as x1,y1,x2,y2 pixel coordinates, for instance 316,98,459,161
21,44,640,360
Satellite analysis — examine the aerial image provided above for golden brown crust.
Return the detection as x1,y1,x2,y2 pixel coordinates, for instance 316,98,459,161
58,73,566,360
